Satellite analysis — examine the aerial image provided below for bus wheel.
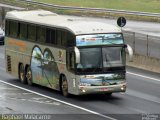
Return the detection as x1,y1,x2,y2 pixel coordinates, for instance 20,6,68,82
61,76,69,97
19,64,27,84
26,66,32,86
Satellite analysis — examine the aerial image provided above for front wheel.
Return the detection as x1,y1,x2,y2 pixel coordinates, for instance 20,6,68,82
26,66,32,86
61,76,69,97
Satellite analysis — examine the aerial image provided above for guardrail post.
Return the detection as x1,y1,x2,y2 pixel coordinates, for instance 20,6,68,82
147,34,149,57
133,32,135,54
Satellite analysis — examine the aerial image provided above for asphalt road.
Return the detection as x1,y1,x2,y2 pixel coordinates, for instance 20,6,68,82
0,45,160,120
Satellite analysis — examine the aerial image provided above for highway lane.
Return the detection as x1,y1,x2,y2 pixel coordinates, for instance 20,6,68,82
0,45,160,120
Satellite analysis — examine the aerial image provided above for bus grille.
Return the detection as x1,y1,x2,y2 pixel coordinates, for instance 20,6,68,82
7,56,12,72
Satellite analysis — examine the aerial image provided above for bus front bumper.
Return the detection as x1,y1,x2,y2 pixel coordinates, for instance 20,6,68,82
78,83,126,95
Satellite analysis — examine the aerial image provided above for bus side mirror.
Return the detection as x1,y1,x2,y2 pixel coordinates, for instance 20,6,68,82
74,47,80,64
126,44,133,62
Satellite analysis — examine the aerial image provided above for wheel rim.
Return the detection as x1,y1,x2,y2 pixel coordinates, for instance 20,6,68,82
62,78,68,96
20,65,24,81
26,67,32,84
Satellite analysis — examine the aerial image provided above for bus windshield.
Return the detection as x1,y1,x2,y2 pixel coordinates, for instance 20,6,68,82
76,46,125,73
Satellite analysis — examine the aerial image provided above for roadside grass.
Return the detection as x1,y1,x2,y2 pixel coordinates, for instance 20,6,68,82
36,0,160,13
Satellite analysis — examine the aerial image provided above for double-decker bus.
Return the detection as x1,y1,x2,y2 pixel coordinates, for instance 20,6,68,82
5,10,133,97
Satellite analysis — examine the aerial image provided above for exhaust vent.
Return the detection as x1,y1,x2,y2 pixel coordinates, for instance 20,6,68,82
7,55,11,72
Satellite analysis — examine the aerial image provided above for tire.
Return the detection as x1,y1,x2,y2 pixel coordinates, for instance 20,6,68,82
26,66,32,86
19,64,27,84
61,76,69,97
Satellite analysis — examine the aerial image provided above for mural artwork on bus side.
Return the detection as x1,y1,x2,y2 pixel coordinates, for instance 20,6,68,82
31,46,60,89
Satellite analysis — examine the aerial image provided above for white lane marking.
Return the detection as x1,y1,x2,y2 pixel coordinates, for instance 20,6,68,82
127,72,160,82
0,79,117,120
126,89,160,104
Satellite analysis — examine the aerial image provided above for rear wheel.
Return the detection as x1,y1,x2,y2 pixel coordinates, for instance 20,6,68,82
26,66,32,86
61,76,69,97
19,64,27,84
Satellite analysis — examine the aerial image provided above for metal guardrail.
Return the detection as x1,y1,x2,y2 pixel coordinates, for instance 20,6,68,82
123,31,160,59
17,0,160,17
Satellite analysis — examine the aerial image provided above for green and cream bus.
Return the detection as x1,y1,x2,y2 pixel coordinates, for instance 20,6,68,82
5,10,133,97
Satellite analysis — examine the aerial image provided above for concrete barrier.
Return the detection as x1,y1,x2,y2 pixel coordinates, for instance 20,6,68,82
148,36,160,59
124,31,160,73
127,54,160,73
135,33,149,56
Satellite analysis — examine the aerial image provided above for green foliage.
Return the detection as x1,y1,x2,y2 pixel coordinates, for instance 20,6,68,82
36,0,160,13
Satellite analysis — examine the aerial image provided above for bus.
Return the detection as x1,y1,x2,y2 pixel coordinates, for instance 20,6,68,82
5,10,133,97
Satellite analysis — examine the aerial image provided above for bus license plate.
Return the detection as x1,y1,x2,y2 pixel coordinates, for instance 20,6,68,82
99,88,108,91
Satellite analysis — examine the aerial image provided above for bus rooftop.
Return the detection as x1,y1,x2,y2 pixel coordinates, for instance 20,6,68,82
6,10,121,35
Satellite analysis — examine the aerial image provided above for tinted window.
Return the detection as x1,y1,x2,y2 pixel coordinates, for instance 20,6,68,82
56,30,62,45
20,23,27,40
37,26,46,43
46,28,56,44
67,32,75,46
10,21,18,37
5,20,9,36
61,31,66,46
28,24,36,41
56,30,67,46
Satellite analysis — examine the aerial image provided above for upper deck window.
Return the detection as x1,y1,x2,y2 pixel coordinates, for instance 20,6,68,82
37,26,46,43
5,20,9,36
9,21,18,38
76,33,124,46
28,24,36,41
20,23,27,40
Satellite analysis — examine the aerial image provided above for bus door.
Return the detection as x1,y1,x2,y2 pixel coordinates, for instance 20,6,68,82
66,47,77,93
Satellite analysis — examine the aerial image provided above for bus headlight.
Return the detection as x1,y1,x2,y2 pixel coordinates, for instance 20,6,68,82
121,85,126,90
79,86,86,93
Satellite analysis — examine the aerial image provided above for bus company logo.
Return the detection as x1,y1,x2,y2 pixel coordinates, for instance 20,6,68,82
86,38,96,41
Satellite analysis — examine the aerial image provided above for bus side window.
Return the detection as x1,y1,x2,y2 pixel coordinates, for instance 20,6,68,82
61,31,66,46
28,24,36,41
5,20,9,36
37,26,46,43
19,23,27,40
50,29,56,44
56,30,62,46
56,30,67,47
67,32,75,47
9,21,18,38
46,28,56,44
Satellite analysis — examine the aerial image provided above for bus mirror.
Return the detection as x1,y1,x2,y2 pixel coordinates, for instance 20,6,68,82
74,47,80,64
126,44,133,62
